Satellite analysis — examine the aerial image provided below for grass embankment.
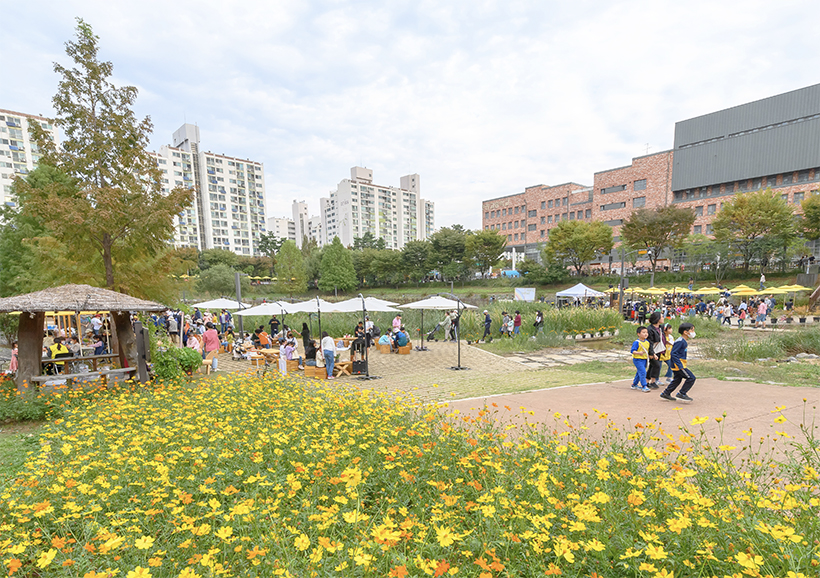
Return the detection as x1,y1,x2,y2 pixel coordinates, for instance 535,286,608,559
0,374,818,577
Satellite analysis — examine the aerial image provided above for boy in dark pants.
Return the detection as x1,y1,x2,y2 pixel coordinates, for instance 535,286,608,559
660,322,696,401
630,326,651,393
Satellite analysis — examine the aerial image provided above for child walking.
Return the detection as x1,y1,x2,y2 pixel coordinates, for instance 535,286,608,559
630,326,651,392
660,322,696,402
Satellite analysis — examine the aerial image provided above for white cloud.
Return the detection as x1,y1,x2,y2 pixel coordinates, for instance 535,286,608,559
3,0,820,229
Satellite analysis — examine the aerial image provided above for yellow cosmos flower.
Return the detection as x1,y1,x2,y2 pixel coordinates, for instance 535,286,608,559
645,543,668,560
294,534,310,551
178,569,201,578
690,416,709,425
36,548,57,569
215,526,233,540
134,536,155,550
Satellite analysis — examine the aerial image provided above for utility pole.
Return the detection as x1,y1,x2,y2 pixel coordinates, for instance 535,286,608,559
619,246,625,319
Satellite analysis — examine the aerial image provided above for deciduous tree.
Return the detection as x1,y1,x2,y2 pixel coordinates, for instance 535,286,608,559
801,193,820,241
401,240,431,283
465,230,507,275
429,227,469,281
20,19,193,294
318,237,357,295
275,240,307,296
621,205,696,278
542,220,613,275
712,188,795,272
196,263,248,297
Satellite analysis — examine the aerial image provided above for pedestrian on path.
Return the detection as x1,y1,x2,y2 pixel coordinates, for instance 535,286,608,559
660,322,696,402
482,310,492,341
513,311,522,335
533,310,544,335
646,312,662,389
630,326,651,392
659,322,673,385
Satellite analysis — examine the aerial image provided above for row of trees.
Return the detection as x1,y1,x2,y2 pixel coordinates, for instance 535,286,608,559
539,188,820,279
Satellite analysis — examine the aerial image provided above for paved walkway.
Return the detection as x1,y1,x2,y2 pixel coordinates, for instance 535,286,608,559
446,377,820,449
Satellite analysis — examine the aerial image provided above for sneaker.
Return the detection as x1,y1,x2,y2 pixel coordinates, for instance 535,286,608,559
660,392,675,401
640,386,651,393
676,392,693,401
647,382,659,389
631,384,641,390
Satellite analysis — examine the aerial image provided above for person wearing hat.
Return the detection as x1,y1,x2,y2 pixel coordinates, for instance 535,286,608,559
481,310,492,342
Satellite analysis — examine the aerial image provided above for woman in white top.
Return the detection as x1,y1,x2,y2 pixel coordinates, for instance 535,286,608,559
321,331,336,379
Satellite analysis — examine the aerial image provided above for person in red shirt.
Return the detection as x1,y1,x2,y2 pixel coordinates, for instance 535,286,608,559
513,311,522,335
202,322,220,371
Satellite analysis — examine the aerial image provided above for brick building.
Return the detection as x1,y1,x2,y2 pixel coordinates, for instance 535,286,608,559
482,83,820,267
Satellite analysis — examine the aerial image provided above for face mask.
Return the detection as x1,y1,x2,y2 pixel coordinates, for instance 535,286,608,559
689,331,696,338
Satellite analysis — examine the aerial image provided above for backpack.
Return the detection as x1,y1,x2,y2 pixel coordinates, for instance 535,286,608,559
371,325,381,337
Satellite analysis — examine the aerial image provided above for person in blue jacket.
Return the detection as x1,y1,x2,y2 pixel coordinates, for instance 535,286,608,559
660,322,696,402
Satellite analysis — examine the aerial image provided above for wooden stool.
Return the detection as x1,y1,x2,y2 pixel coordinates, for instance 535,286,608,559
398,345,411,355
378,344,390,354
314,367,327,379
200,360,212,375
286,359,300,372
304,365,315,378
249,355,265,367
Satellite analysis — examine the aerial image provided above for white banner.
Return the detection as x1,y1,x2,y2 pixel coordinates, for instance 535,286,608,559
514,287,536,302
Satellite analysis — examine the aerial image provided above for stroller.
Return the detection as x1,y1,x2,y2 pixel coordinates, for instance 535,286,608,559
427,322,442,341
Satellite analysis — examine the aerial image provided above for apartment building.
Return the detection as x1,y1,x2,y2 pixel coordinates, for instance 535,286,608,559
482,83,820,263
266,216,296,242
320,167,435,250
0,109,59,206
157,124,267,255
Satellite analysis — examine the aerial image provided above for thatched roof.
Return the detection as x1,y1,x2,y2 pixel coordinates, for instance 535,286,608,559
0,284,165,313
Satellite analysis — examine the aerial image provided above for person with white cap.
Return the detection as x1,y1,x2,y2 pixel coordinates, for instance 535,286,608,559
481,310,492,342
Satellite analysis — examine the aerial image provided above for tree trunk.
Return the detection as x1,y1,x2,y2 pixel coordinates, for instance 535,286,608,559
103,234,115,289
16,312,45,392
113,311,137,369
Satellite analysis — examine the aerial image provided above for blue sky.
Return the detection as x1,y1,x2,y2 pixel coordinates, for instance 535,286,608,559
3,0,820,230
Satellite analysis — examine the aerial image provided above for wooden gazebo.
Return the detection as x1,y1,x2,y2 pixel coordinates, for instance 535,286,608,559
0,284,165,390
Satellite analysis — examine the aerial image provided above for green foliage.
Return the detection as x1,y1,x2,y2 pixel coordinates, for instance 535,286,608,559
801,193,820,241
318,237,357,293
196,263,247,297
542,220,614,274
275,240,307,296
401,240,431,282
199,249,239,271
700,326,820,361
353,231,386,250
0,314,18,345
20,19,193,294
465,229,507,273
152,346,202,383
515,258,542,276
429,226,469,280
369,250,404,286
257,231,285,265
621,205,696,273
712,188,796,271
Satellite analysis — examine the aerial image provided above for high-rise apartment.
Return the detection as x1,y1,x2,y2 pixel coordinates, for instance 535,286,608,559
0,109,59,206
266,217,296,242
320,167,435,249
156,124,267,255
292,200,310,248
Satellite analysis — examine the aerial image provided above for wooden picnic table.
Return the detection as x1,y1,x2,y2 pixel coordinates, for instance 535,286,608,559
334,360,353,377
39,353,121,372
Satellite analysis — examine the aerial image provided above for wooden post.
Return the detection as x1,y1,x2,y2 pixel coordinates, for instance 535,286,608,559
112,311,137,370
134,321,150,383
16,312,44,392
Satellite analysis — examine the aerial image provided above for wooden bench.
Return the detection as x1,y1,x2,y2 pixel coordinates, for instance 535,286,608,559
31,367,137,387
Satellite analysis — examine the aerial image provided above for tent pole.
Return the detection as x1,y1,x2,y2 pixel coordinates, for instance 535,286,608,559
357,294,380,380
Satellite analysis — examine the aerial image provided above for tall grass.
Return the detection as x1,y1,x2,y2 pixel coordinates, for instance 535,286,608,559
700,326,820,361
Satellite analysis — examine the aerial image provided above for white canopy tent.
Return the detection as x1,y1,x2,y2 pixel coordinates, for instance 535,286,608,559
234,301,296,317
191,298,251,310
332,297,401,313
555,283,607,299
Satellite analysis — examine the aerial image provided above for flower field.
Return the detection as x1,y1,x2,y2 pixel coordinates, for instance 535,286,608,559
1,374,818,577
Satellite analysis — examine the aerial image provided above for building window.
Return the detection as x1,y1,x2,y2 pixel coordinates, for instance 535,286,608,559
540,216,546,224
569,212,575,220
548,200,553,208
508,235,512,241
485,225,489,230
601,202,626,211
634,179,647,191
541,201,546,209
514,233,519,240
693,225,702,234
707,204,716,215
632,196,646,208
528,210,537,218
794,192,805,203
781,194,789,202
562,213,568,221
798,170,810,183
502,208,506,216
563,198,568,206
766,176,778,187
603,219,623,226
540,229,545,237
601,184,626,195
695,206,703,216
520,219,525,227
514,221,518,229
528,224,536,231
577,211,583,219
585,209,591,219
485,211,489,220
547,215,552,223
515,206,519,214
705,224,714,235
502,223,506,230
